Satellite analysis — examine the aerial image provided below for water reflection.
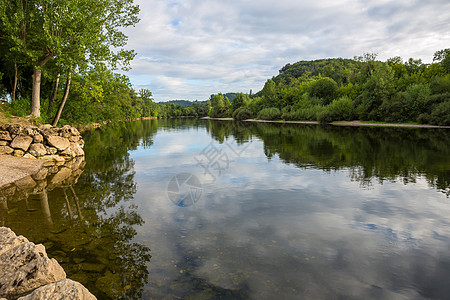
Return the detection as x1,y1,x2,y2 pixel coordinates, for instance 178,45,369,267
2,119,450,299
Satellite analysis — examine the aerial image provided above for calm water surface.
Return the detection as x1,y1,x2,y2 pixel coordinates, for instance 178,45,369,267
2,119,450,299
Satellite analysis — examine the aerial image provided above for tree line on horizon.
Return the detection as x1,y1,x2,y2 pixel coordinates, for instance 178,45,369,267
208,50,450,126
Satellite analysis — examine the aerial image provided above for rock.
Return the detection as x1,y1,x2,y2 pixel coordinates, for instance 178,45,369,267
0,145,14,155
28,143,48,157
0,130,12,141
17,278,97,300
0,141,9,146
47,136,70,151
70,127,80,136
69,136,81,143
14,176,36,190
0,227,29,256
23,154,37,159
38,155,66,163
8,124,24,135
95,272,121,299
38,124,52,131
0,241,66,298
32,168,49,181
24,126,37,136
33,133,44,144
10,135,33,151
14,149,25,157
45,146,58,155
50,167,72,185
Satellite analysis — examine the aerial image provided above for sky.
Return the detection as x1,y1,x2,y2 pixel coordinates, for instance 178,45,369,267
122,0,450,102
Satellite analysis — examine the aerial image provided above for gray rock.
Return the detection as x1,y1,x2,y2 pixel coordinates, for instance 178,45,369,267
0,145,14,155
38,155,66,163
8,124,24,135
45,146,58,155
0,130,12,141
0,241,66,298
0,227,29,256
28,143,48,157
33,133,44,144
46,136,70,151
31,168,49,181
17,278,97,300
10,135,33,151
50,167,72,185
14,149,25,157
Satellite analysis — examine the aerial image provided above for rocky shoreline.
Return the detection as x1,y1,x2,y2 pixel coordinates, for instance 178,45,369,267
0,124,85,161
0,227,96,299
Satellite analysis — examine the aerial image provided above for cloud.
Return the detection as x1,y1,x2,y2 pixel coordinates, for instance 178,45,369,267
122,0,450,101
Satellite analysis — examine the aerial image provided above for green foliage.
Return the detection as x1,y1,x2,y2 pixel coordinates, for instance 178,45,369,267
307,77,338,105
429,101,450,126
358,63,395,120
257,107,281,120
231,93,250,113
232,106,253,120
326,96,354,121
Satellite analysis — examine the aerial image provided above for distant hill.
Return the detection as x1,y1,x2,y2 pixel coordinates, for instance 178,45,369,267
273,58,358,85
160,100,196,107
224,93,237,102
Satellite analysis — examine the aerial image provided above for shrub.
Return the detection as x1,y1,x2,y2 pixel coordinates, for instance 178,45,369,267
233,106,253,120
429,101,450,126
258,107,281,120
317,110,335,124
327,96,354,120
307,77,338,105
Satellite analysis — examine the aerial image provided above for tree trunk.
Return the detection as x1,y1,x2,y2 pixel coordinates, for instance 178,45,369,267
52,72,71,126
48,73,60,112
31,68,42,117
12,62,18,101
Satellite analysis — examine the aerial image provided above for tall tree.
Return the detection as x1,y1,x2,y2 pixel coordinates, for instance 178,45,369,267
0,0,140,117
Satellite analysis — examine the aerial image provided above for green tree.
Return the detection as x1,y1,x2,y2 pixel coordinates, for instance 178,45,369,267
0,0,140,117
307,77,338,105
433,49,450,74
230,93,250,113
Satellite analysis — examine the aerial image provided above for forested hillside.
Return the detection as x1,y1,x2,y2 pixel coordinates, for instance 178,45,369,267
210,51,450,125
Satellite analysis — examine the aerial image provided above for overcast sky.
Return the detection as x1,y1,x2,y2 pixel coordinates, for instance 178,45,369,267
122,0,450,102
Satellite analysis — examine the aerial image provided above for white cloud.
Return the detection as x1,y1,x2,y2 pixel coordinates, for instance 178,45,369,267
122,0,450,101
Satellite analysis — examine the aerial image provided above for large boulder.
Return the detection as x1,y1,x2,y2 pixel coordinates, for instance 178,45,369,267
18,279,96,300
0,231,66,299
46,136,70,151
10,135,33,151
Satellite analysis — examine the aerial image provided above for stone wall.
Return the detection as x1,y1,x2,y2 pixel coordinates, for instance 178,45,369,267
0,227,96,300
0,124,84,161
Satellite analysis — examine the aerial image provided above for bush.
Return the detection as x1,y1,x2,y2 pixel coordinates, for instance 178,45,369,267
317,110,335,124
429,101,450,126
327,96,354,120
258,107,281,120
307,77,338,105
233,106,253,120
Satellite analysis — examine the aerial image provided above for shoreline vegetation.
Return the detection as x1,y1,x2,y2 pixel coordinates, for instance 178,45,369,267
201,117,450,129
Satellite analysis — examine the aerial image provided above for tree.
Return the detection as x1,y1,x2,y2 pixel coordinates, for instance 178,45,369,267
230,93,249,113
0,0,140,117
261,79,277,107
433,49,450,74
307,77,338,105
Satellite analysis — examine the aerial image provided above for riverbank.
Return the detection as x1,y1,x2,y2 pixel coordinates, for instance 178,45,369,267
202,117,450,129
